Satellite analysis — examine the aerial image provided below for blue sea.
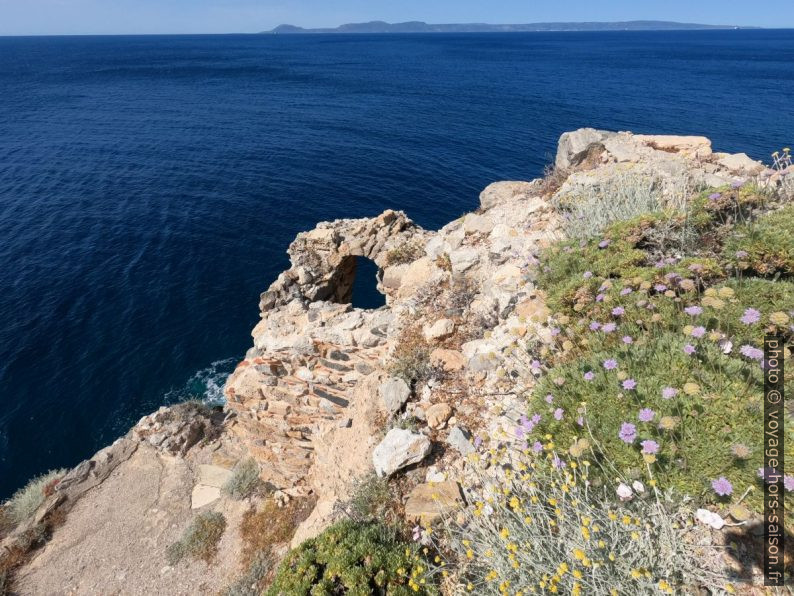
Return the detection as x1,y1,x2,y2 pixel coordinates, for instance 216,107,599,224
1,30,793,498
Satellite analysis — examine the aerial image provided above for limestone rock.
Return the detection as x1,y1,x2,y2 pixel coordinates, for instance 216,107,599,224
379,377,411,413
446,426,475,456
429,348,465,372
425,403,453,429
449,248,479,273
717,152,764,174
479,180,539,210
404,480,465,524
556,128,614,170
372,429,432,477
634,134,712,159
423,318,455,342
191,484,221,509
197,464,233,488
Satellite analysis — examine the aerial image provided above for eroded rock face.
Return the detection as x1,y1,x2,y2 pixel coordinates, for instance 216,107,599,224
259,210,428,312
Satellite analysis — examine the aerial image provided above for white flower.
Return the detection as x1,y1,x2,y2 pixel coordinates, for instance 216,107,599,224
616,483,634,501
720,339,733,355
695,508,725,530
632,480,646,494
482,504,494,517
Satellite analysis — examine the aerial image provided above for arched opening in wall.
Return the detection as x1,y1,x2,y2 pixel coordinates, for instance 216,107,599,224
349,256,386,309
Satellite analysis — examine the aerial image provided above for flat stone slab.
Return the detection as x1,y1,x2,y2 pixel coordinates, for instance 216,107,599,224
404,481,465,525
197,464,233,488
191,484,221,509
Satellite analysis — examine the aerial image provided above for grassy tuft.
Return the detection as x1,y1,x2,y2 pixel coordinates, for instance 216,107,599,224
4,470,66,525
387,325,432,386
166,511,226,565
222,458,261,500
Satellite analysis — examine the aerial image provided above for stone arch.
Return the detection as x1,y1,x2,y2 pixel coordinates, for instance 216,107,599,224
259,210,428,314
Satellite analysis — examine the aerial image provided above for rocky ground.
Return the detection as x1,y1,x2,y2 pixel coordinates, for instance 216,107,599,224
2,129,785,595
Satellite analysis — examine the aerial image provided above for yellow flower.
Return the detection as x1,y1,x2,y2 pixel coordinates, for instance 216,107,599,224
608,552,616,562
683,382,700,396
573,548,586,560
717,286,735,298
572,569,583,579
631,568,642,579
683,324,694,335
622,515,632,525
770,311,790,326
704,288,717,297
608,511,617,521
658,579,673,594
725,583,736,594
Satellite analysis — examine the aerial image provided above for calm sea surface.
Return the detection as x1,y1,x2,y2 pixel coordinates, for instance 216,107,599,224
1,30,792,497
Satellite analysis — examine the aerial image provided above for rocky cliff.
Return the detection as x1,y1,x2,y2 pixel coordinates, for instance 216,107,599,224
2,129,786,595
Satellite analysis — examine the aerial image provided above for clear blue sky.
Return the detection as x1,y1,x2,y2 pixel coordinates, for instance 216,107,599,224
0,0,789,36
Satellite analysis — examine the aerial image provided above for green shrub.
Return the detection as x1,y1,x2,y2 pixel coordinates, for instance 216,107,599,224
442,448,729,594
266,520,437,595
4,470,65,525
223,458,261,500
167,511,226,565
724,203,794,277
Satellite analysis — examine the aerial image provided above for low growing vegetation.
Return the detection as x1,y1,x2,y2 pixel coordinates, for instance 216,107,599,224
223,458,261,500
529,180,793,515
443,448,726,594
266,520,437,595
4,469,65,525
166,511,227,565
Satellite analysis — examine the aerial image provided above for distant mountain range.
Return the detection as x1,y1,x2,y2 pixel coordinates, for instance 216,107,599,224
265,20,754,34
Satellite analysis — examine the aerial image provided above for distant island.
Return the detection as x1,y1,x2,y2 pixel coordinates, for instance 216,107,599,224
265,20,753,34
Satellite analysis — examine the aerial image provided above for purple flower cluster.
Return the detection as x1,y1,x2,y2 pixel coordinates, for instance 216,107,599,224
638,408,655,422
712,477,733,496
740,308,761,325
641,439,660,454
619,422,637,444
740,344,764,361
684,305,703,316
603,358,618,370
622,378,637,390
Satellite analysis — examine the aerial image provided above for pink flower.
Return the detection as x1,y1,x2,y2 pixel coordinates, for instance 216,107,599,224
638,408,655,422
740,308,761,325
612,306,625,316
622,335,633,344
683,344,696,355
583,371,595,381
712,477,733,496
622,378,637,390
641,439,660,454
554,408,564,420
603,359,618,370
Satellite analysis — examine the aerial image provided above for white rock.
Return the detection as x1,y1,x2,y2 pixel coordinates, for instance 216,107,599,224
372,429,432,477
197,464,233,489
449,248,480,273
378,377,411,413
717,152,764,174
191,484,221,509
556,128,615,170
423,318,455,341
